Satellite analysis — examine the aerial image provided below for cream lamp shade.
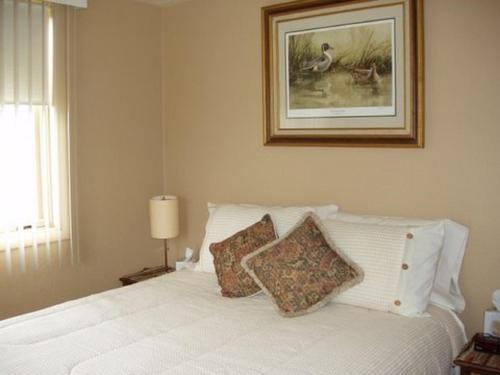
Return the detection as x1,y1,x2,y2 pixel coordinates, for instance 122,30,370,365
149,196,179,239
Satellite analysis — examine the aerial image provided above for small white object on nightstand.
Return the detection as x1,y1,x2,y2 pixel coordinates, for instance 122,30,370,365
176,248,194,270
484,290,500,337
493,289,500,311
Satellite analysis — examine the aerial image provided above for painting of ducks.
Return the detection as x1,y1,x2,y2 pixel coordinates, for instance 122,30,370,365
286,19,394,115
262,0,424,147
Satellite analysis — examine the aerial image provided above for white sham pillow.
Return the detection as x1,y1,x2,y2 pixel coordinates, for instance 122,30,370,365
195,203,338,273
322,219,444,316
334,212,469,313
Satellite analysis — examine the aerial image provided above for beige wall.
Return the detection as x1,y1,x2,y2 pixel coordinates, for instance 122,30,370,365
162,0,500,335
0,0,164,319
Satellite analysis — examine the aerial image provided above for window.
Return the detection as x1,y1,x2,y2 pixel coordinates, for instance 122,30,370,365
0,0,73,272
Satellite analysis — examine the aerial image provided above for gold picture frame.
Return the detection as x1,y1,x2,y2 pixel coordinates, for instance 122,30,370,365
262,0,424,147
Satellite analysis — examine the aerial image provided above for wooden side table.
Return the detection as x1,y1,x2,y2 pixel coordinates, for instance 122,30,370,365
119,266,175,286
454,334,500,375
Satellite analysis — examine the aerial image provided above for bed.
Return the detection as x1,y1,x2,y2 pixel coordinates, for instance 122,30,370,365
0,269,467,375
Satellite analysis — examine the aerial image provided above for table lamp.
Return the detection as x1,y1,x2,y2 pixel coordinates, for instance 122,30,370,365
149,195,179,271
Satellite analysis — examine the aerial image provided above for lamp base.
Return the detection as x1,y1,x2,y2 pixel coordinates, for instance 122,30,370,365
163,238,170,270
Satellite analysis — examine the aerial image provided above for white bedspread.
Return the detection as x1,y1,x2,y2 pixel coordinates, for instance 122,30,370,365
0,270,466,375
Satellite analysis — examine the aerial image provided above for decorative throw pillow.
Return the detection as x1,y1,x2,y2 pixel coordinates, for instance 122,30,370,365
210,214,277,298
241,213,363,317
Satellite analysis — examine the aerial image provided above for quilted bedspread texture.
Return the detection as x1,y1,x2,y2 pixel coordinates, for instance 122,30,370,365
0,270,466,375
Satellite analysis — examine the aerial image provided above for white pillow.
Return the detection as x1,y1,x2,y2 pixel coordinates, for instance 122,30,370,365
334,212,468,312
322,219,444,316
195,203,338,273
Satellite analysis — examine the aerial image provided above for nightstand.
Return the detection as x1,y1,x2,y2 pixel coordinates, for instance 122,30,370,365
119,266,175,286
454,334,500,375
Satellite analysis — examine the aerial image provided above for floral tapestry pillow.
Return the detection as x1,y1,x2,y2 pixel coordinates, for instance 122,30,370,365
210,214,277,297
241,213,364,317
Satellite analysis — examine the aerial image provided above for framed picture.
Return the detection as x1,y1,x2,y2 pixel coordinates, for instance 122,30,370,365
262,0,424,147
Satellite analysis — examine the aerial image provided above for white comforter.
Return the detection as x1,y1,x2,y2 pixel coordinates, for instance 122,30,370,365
0,270,466,375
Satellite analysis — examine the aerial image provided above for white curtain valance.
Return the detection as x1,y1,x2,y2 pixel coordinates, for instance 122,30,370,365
0,0,47,105
47,0,87,8
0,0,84,105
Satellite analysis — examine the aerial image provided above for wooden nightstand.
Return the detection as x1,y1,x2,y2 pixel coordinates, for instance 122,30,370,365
119,266,175,286
454,334,500,375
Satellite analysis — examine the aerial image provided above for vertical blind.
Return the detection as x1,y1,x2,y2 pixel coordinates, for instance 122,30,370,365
0,0,75,273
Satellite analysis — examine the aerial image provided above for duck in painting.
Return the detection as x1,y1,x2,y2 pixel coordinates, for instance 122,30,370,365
299,42,334,97
301,43,334,74
352,62,381,86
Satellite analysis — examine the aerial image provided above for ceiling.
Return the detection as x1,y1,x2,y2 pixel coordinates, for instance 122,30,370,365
134,0,192,7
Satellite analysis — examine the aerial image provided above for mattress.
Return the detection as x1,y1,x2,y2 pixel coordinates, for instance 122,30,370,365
0,269,466,375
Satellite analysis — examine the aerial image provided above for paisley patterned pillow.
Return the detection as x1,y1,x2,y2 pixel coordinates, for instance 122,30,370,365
242,213,364,317
210,214,277,297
